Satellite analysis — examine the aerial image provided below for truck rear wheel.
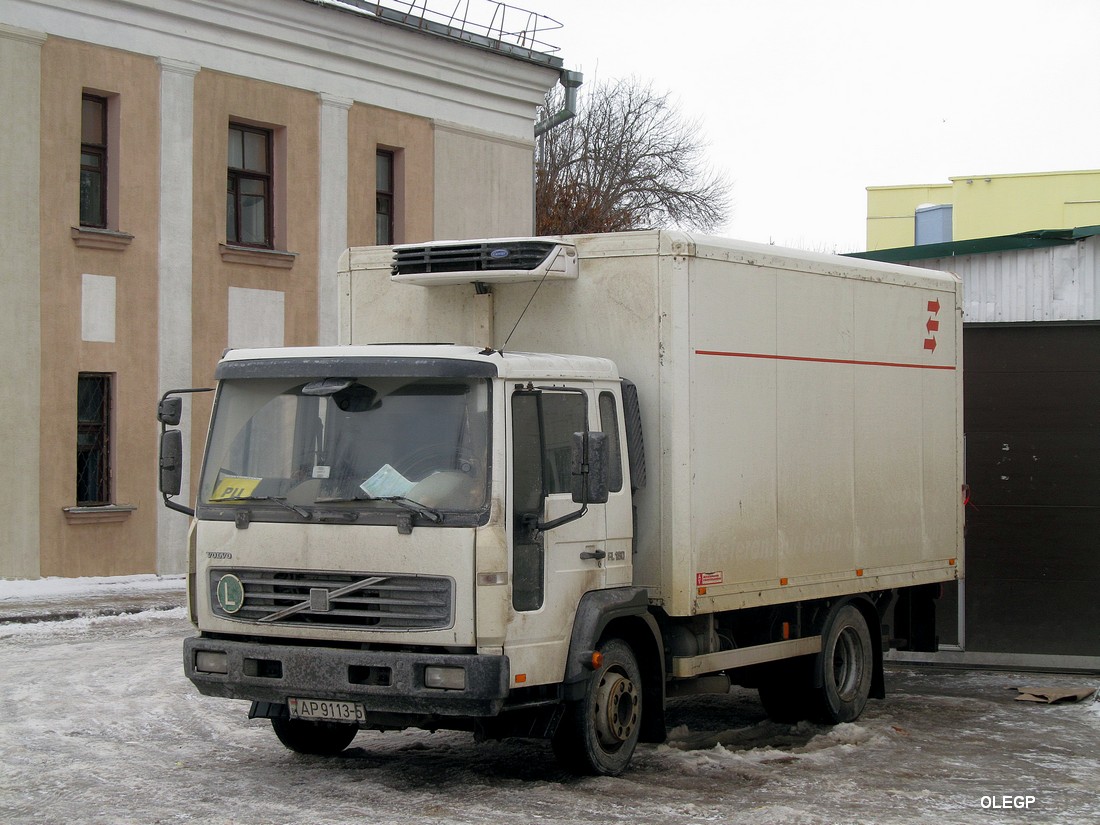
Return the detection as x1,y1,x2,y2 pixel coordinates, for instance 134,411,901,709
813,603,873,723
553,638,642,776
271,717,358,756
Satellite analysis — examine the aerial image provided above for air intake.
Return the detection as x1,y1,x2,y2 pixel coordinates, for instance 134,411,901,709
391,238,578,285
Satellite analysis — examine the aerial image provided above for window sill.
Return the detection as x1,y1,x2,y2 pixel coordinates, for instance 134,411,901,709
71,226,135,250
219,244,297,269
63,504,137,525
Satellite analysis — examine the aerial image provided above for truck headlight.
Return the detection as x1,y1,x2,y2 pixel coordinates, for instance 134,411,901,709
195,650,229,674
424,666,465,690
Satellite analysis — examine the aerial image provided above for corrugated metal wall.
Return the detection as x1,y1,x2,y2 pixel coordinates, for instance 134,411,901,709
914,235,1100,323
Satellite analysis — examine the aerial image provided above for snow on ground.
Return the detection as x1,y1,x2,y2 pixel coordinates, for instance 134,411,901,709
0,574,184,602
1,606,1098,825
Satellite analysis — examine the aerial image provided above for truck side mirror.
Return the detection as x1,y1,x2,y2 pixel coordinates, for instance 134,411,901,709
160,429,184,496
156,386,212,517
158,396,183,426
534,430,610,534
571,431,609,505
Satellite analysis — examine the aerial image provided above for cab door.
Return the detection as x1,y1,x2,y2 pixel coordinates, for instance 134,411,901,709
507,385,607,686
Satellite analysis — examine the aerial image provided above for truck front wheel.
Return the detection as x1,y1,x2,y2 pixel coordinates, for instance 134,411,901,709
271,717,358,756
553,638,642,776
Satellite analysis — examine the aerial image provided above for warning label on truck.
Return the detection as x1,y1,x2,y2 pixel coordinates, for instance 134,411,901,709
696,571,724,586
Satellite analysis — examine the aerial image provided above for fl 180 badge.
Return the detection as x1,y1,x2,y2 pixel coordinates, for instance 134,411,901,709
216,573,245,614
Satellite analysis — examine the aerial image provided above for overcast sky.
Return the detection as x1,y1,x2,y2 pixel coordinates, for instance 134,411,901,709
529,0,1100,252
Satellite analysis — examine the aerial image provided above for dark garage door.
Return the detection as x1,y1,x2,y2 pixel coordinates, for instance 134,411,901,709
962,322,1100,657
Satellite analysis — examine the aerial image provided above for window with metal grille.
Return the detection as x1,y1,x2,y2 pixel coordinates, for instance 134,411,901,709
376,149,395,245
226,123,273,248
80,94,108,228
77,373,111,505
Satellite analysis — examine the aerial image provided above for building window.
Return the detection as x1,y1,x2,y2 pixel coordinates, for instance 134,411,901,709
77,373,112,506
376,149,395,245
227,123,273,248
80,94,108,228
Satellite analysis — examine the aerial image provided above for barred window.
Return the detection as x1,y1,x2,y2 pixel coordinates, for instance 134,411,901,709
77,373,111,505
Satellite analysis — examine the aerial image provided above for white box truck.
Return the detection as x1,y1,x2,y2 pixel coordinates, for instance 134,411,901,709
162,231,963,775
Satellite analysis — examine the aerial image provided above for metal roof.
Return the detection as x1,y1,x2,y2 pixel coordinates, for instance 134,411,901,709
848,225,1100,264
303,0,564,68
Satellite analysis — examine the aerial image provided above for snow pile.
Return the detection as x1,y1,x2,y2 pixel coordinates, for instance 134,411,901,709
656,716,889,782
0,573,184,602
0,606,188,640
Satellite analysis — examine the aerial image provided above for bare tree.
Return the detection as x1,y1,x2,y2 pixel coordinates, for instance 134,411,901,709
535,77,731,236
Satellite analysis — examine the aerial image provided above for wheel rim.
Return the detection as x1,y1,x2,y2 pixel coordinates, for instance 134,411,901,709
594,670,639,750
832,626,865,703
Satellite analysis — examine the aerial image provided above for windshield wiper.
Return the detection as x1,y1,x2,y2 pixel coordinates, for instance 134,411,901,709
318,493,443,524
375,495,443,524
215,495,314,520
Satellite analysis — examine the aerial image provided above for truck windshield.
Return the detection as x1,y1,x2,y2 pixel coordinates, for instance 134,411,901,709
198,376,490,522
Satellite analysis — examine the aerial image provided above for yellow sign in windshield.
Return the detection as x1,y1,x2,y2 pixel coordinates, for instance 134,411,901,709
210,476,262,501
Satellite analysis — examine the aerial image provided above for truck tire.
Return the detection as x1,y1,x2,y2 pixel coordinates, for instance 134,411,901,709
270,718,358,756
813,603,873,723
552,638,642,776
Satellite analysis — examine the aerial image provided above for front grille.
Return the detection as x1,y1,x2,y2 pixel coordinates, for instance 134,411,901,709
392,240,558,276
208,569,454,630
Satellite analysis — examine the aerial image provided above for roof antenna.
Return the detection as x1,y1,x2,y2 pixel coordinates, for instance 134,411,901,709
495,268,550,355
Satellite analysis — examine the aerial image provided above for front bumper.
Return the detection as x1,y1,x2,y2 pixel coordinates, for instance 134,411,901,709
184,635,509,717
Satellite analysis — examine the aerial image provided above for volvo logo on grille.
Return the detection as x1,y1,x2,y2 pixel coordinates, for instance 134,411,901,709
309,588,330,612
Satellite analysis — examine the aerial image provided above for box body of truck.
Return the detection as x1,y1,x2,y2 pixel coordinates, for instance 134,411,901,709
171,230,962,774
340,230,964,617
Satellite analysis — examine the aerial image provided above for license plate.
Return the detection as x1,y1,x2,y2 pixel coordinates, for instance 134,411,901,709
288,697,365,723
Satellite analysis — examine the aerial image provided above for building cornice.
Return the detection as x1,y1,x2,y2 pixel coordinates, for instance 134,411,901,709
0,21,47,45
2,0,557,140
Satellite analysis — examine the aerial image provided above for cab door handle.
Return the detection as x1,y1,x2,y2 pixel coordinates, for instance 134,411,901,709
579,547,606,561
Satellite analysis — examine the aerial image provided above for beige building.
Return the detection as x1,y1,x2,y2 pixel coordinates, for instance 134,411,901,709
0,0,567,578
